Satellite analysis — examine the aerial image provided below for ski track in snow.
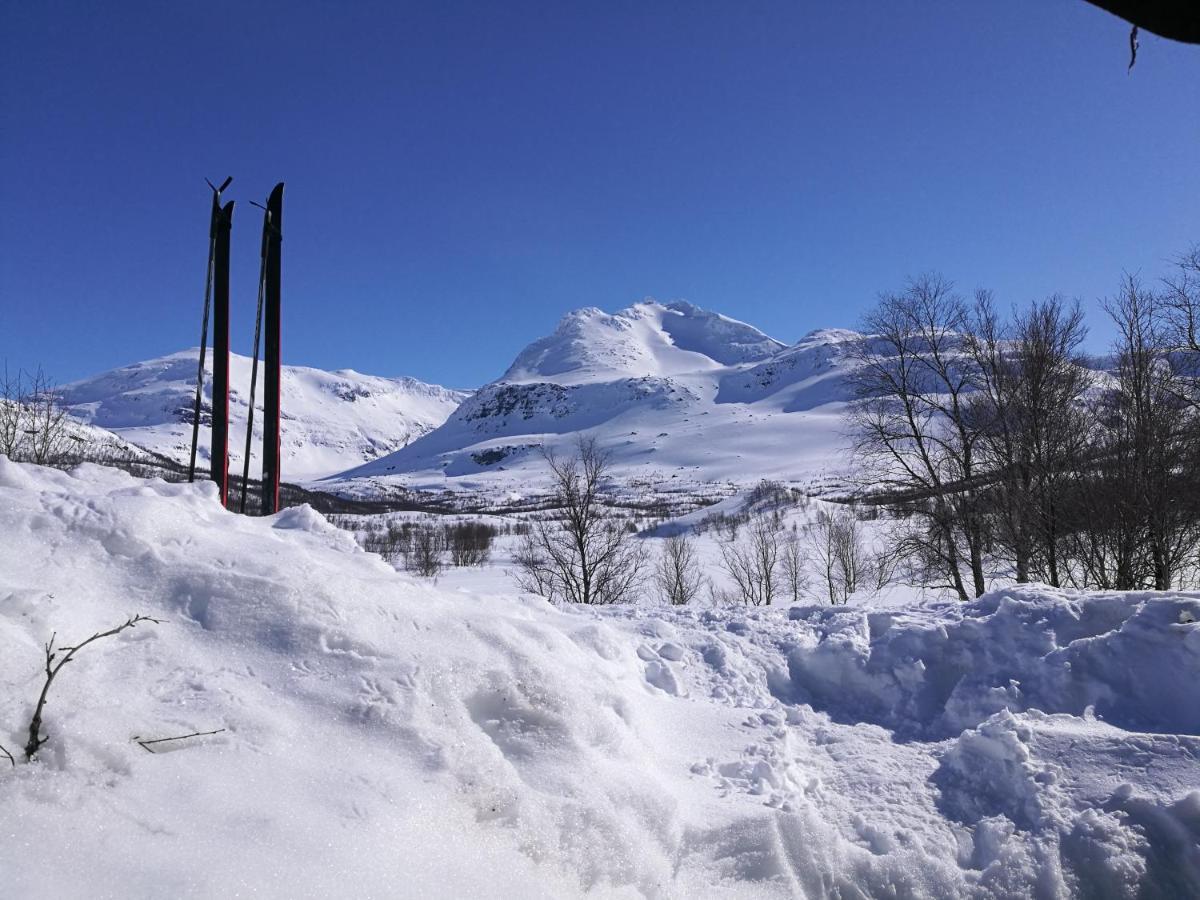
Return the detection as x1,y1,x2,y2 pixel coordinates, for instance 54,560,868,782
2,458,1199,898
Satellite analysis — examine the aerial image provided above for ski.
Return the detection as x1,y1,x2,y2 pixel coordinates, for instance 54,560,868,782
187,176,232,482
261,182,284,515
209,199,235,507
239,197,272,513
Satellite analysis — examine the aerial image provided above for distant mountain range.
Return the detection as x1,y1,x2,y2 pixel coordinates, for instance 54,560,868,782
59,351,468,480
59,301,875,500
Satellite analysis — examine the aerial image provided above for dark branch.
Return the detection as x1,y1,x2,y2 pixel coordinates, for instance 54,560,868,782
134,728,226,754
25,614,163,760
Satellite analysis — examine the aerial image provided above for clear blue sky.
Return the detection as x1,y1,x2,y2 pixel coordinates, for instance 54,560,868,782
3,1,1199,387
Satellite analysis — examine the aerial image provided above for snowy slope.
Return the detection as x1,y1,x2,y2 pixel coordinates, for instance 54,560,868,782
334,302,865,501
59,350,469,480
503,301,786,384
2,458,1198,897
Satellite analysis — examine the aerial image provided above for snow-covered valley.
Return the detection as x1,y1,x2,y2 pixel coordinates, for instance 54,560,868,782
2,459,1197,897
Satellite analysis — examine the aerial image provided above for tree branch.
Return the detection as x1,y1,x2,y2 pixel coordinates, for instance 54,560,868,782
25,614,163,760
134,728,226,753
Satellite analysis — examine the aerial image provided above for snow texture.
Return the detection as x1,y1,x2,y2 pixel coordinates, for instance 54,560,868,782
2,457,1197,898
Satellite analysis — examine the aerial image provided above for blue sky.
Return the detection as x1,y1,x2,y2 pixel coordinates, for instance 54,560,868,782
3,1,1199,387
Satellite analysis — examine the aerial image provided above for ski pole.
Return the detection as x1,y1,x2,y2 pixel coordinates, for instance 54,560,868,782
240,199,271,513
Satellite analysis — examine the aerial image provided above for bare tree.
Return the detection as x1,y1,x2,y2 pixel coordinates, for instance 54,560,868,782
1162,245,1200,407
514,437,646,604
653,533,706,605
1100,278,1197,589
716,515,782,606
967,294,1092,586
847,275,988,599
446,521,495,567
23,368,76,466
0,362,24,458
779,529,809,604
806,507,870,605
404,523,447,577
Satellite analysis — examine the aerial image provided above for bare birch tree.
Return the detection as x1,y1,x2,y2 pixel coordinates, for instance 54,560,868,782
514,437,645,604
653,533,705,605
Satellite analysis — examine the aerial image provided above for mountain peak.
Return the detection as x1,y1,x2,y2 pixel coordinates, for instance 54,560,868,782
501,299,785,385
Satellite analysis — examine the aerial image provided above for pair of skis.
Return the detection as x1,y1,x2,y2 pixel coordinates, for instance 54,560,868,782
186,179,284,516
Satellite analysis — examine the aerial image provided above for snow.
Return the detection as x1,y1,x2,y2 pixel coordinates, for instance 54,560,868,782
335,300,860,500
502,300,786,385
3,457,1198,897
59,349,468,480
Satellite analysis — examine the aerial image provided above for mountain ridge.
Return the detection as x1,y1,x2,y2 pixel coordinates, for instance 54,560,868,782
334,299,864,500
60,349,469,480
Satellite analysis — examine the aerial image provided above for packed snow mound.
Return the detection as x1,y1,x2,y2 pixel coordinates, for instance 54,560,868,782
3,458,1198,897
502,300,786,385
779,587,1200,739
59,349,468,479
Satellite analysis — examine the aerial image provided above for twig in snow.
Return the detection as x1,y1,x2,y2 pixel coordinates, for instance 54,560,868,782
24,614,163,760
134,728,226,753
0,742,14,768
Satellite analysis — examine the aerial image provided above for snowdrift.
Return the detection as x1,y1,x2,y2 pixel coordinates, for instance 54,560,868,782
2,458,1198,897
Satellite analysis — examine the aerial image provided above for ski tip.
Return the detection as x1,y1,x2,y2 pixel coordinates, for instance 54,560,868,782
268,183,284,206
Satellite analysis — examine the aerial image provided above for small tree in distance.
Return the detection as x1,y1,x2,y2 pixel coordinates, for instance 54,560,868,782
514,437,646,604
1,365,79,466
404,523,446,577
807,507,870,606
654,533,705,605
715,515,782,606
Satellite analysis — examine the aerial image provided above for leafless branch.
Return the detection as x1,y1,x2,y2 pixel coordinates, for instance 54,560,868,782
25,614,163,760
134,728,226,753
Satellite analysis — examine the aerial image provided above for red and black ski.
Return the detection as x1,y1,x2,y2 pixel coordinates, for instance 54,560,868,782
209,199,235,506
239,193,273,513
261,183,284,514
187,176,232,482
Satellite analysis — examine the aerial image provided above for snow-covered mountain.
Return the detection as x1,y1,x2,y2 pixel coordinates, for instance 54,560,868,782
333,300,866,501
60,350,469,480
502,301,787,384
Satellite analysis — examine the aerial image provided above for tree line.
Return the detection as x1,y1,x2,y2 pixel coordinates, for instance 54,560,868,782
848,248,1200,598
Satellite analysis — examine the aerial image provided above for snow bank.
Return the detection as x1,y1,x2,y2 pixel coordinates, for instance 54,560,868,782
2,458,1198,897
780,589,1200,739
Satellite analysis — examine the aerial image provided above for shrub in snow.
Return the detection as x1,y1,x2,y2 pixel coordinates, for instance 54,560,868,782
1,366,88,468
13,614,160,762
445,520,496,567
404,524,447,577
805,506,876,605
